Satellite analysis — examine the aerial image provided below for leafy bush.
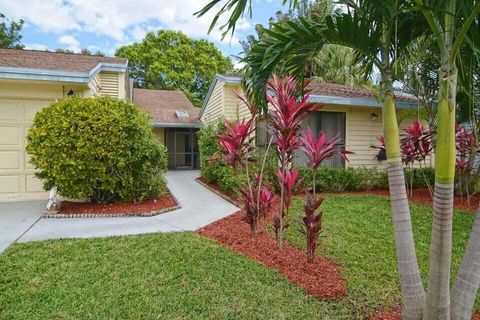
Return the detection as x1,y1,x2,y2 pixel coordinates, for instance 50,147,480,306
198,122,277,196
27,97,168,203
198,122,435,195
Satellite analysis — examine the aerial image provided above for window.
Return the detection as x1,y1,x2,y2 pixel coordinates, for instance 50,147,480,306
175,110,189,118
295,111,346,168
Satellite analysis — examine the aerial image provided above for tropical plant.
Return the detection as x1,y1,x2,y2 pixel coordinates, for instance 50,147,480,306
196,0,480,319
300,189,323,263
214,97,275,234
400,120,434,196
299,126,349,263
455,125,478,202
26,97,167,203
267,76,314,247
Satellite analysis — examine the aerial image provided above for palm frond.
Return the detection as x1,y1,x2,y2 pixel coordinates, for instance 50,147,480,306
194,0,298,39
241,17,325,113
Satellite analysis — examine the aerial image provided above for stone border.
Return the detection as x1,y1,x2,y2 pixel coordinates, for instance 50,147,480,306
195,178,240,207
42,192,181,219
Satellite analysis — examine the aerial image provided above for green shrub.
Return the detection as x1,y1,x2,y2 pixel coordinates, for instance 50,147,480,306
197,122,435,194
198,122,277,195
27,97,168,203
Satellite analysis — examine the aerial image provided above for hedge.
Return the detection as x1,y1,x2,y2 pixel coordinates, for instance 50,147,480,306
198,121,436,195
27,97,168,203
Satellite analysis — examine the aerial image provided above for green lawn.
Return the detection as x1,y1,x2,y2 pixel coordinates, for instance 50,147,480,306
0,232,355,320
284,194,476,315
0,195,476,319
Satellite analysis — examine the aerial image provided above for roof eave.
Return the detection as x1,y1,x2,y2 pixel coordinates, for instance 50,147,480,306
309,94,419,109
152,122,203,128
0,61,128,84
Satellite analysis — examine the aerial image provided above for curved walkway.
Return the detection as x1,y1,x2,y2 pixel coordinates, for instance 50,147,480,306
1,171,238,248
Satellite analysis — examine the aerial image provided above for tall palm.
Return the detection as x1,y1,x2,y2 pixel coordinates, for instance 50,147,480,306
413,1,480,319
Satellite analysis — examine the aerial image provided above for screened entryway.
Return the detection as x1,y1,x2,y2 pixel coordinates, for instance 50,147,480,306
297,111,347,168
165,128,200,169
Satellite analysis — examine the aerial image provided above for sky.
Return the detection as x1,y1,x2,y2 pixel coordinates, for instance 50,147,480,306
1,0,287,68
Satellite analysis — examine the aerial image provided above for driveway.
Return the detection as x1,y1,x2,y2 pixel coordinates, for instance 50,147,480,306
0,200,45,252
0,171,238,252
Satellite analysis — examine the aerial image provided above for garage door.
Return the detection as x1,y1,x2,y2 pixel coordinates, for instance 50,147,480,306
0,99,50,201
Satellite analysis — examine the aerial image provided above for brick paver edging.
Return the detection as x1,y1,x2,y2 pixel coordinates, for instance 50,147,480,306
42,192,181,219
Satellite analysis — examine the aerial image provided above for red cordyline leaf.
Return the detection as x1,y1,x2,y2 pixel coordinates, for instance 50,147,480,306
240,174,275,220
300,128,348,169
267,75,316,157
276,168,303,210
301,188,323,263
217,119,254,166
371,135,385,151
400,120,432,164
456,125,475,156
456,158,470,170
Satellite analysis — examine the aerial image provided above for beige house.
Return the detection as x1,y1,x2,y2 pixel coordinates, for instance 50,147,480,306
200,74,425,169
0,49,200,201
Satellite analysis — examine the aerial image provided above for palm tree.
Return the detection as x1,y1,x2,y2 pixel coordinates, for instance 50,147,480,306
314,44,371,86
196,0,480,319
414,1,480,319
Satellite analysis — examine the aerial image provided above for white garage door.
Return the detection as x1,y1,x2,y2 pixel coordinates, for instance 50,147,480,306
0,98,51,201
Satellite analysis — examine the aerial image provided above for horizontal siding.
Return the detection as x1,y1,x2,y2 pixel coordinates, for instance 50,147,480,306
200,80,224,125
225,84,241,122
345,106,385,169
99,72,119,98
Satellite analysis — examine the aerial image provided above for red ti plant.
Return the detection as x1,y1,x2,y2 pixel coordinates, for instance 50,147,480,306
267,75,314,248
216,96,275,235
241,174,275,234
299,127,350,263
455,125,477,202
400,120,433,196
274,168,303,241
301,189,323,263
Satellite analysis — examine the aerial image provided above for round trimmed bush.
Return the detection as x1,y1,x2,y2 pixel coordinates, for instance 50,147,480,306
27,96,168,203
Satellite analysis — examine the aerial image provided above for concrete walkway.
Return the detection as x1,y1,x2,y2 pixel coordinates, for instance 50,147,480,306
0,171,238,252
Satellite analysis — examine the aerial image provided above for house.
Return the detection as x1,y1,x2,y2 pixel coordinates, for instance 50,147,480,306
0,48,200,201
133,89,202,170
200,74,428,169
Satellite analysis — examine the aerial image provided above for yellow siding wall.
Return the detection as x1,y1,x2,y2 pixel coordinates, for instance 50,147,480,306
99,72,120,98
343,105,384,168
200,80,225,124
153,128,165,145
224,83,242,121
201,81,433,169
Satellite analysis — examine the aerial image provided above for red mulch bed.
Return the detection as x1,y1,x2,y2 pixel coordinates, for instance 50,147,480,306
353,188,479,212
371,309,480,320
59,193,177,215
196,208,346,300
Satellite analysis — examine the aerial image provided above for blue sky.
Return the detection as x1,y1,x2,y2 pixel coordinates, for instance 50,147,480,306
1,0,286,67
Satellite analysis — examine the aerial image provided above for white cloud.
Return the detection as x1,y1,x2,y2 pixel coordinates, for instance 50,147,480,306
24,43,49,51
233,60,246,70
57,35,81,52
1,0,250,47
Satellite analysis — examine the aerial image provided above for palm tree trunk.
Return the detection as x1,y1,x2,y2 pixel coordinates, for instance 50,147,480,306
450,204,480,320
384,92,426,320
424,67,458,320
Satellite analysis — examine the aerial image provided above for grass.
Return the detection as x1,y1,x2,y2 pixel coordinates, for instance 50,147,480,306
0,195,476,319
285,194,476,315
0,232,356,320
